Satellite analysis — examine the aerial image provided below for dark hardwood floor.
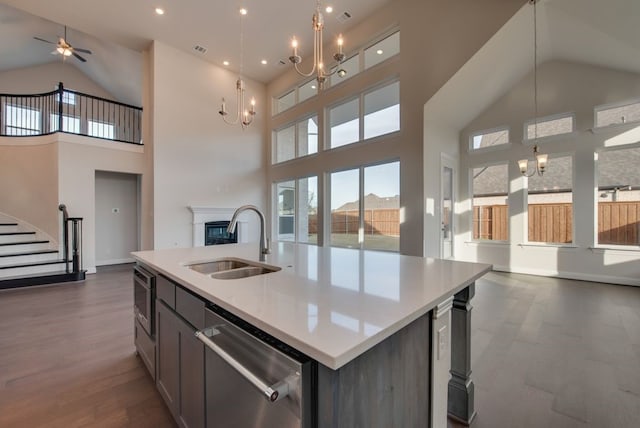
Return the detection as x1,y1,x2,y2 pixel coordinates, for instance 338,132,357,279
1,265,638,427
0,264,175,428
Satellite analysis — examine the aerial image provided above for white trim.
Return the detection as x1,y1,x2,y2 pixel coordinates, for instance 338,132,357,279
95,257,135,266
490,265,640,287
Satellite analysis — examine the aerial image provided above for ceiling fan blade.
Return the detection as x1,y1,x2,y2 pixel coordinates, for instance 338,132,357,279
73,47,92,55
72,52,87,63
34,36,56,44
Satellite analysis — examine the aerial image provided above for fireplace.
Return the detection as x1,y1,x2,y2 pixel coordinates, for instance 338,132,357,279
205,221,237,246
188,206,249,247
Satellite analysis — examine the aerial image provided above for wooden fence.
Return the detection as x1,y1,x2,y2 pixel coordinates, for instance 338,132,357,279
473,202,640,245
308,209,400,236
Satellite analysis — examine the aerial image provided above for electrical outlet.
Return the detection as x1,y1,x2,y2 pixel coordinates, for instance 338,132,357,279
437,325,448,360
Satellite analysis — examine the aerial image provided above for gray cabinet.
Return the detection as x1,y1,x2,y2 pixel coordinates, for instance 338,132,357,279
134,318,156,380
156,296,205,428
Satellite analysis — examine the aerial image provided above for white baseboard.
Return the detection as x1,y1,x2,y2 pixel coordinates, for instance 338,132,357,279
491,265,640,287
95,257,135,267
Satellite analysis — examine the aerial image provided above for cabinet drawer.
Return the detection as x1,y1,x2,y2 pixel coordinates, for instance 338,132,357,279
176,286,205,330
134,319,156,380
157,275,176,309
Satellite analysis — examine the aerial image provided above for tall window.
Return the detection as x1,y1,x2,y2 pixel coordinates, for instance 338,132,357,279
364,81,400,139
330,160,400,251
5,105,41,136
597,147,640,246
472,164,508,240
273,116,318,164
275,177,318,244
328,81,400,149
527,156,573,243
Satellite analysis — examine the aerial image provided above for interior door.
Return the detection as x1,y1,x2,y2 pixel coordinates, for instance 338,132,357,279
441,157,455,259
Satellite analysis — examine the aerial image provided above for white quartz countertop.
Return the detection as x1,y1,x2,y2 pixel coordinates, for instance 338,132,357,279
132,242,491,370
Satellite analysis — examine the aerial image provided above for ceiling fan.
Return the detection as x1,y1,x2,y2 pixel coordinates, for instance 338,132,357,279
34,26,92,63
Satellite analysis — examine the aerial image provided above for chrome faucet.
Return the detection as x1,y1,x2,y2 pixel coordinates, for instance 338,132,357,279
227,205,271,262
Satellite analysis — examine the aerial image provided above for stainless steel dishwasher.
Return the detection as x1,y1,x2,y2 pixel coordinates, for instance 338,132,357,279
195,304,315,427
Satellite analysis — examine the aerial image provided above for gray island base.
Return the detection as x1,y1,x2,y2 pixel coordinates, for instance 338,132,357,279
132,242,490,427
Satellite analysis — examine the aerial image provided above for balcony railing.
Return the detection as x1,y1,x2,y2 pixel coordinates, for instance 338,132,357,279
0,82,142,145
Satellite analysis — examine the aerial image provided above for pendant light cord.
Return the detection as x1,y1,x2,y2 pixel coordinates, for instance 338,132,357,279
533,0,538,142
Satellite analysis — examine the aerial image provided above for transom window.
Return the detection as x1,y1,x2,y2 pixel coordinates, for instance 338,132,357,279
525,114,574,140
595,100,640,128
470,127,509,151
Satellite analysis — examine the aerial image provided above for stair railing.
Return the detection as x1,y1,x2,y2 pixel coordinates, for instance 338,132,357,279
58,204,83,274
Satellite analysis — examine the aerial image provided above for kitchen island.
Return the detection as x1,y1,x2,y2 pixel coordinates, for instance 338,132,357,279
132,242,491,427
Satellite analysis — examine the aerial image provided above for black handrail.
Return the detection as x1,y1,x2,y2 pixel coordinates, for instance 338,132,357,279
58,204,83,274
0,82,143,145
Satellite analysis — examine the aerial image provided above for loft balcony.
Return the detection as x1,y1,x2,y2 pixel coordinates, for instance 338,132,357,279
0,82,142,145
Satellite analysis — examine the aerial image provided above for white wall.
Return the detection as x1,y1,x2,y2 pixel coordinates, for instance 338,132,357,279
458,60,640,285
95,171,139,265
0,137,59,240
0,61,115,99
150,41,267,249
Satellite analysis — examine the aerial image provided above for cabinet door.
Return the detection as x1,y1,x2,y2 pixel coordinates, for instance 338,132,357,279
156,300,180,418
178,317,205,428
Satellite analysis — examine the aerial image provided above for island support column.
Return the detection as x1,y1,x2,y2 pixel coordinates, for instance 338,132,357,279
448,283,476,425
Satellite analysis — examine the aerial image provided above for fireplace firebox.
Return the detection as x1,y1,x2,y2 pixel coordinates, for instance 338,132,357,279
204,221,238,246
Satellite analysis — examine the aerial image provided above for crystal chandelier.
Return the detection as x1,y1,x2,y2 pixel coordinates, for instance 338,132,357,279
518,0,548,177
288,0,346,89
219,8,256,129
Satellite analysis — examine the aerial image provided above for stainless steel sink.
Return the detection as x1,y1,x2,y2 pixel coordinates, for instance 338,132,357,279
211,265,279,280
188,258,250,274
187,257,281,279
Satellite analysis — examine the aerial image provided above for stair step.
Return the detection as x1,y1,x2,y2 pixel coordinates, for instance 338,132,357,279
0,260,67,279
0,270,86,290
0,240,49,247
0,249,58,258
0,259,67,270
0,250,60,267
0,232,39,244
0,241,52,255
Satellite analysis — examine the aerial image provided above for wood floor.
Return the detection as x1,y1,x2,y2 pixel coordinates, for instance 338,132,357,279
0,264,175,428
1,265,638,427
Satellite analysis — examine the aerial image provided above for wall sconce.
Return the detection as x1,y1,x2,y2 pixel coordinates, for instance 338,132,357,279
518,145,548,176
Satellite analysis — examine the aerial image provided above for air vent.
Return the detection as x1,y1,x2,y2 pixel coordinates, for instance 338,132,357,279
278,59,287,65
336,11,352,23
193,45,208,54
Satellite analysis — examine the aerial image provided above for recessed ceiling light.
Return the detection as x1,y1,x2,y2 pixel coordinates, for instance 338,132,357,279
311,85,317,89
376,49,384,55
325,6,333,13
155,7,165,15
239,8,248,15
223,60,230,66
261,59,268,65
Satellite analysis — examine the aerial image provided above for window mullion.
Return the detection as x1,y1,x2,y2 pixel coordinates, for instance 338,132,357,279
358,166,365,249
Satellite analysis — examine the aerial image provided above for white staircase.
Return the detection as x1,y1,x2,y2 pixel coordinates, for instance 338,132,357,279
0,217,68,286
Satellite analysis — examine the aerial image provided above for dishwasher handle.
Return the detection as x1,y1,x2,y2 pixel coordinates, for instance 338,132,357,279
195,327,297,403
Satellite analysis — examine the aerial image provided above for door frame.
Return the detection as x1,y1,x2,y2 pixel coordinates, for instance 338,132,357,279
440,154,456,259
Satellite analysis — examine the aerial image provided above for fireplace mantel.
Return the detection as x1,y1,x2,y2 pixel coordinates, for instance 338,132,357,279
188,206,249,247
